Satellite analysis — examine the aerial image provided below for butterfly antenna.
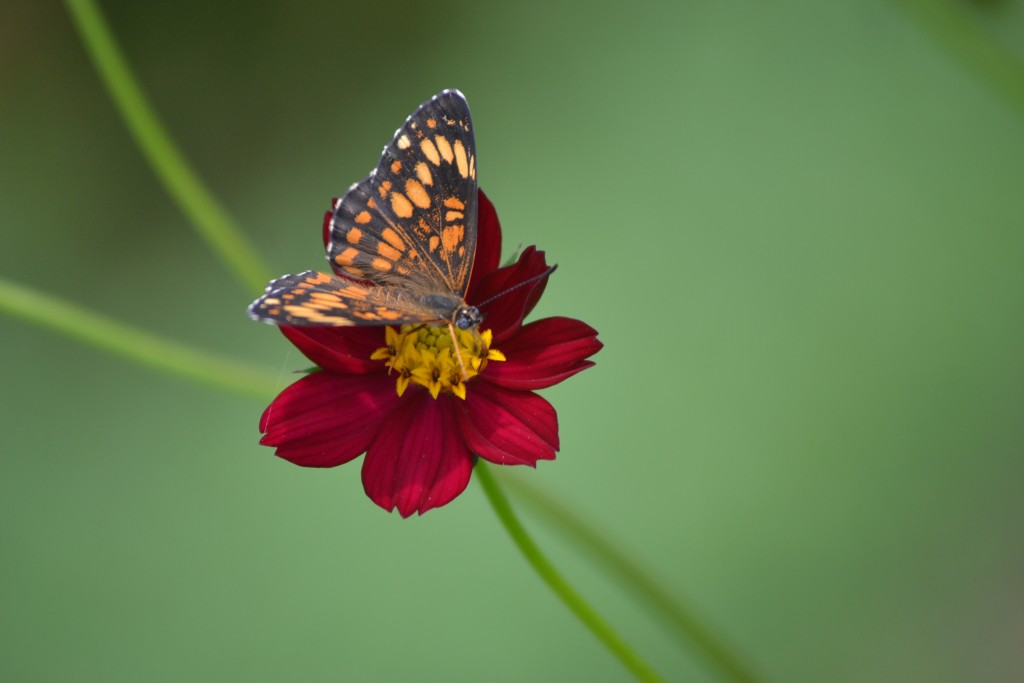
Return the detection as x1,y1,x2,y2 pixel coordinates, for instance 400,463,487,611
476,264,558,309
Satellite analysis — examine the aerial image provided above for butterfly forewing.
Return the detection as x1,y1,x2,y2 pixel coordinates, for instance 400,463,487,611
248,271,459,327
327,89,478,298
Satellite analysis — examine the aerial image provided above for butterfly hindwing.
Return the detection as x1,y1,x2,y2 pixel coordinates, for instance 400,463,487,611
327,89,478,298
247,270,453,327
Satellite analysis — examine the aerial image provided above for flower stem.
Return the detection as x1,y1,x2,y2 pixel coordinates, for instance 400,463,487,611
896,0,1024,119
0,277,280,400
500,475,766,683
64,0,273,293
475,463,664,683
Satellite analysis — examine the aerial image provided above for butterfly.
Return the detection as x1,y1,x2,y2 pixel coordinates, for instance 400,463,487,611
248,89,483,333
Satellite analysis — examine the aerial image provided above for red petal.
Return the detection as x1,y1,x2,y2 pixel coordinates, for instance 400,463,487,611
484,317,602,390
259,372,400,467
321,209,332,249
471,246,552,343
457,382,559,465
361,393,474,517
322,197,343,248
280,325,383,374
467,188,502,299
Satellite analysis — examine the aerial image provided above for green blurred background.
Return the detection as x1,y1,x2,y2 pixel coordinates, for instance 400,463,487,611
2,1,1023,681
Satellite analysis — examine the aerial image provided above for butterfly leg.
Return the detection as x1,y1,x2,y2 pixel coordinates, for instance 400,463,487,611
447,322,472,382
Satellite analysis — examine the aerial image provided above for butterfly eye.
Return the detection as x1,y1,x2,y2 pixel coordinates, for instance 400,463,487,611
454,306,483,330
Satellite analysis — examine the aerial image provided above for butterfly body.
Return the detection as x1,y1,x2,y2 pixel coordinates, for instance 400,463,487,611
248,89,480,330
421,295,482,329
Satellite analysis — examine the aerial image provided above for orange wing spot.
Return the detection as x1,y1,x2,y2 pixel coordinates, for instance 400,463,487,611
426,118,437,129
377,242,401,261
453,139,469,178
367,197,377,209
262,297,280,305
397,134,411,150
420,138,441,166
381,228,405,251
282,293,295,300
469,154,476,180
268,307,281,316
371,257,393,272
458,246,465,257
396,265,411,275
302,302,329,312
429,235,441,252
378,180,392,199
390,160,402,174
284,305,355,325
445,211,464,222
416,217,434,238
335,247,359,266
338,286,369,300
347,227,363,244
354,211,372,225
310,291,343,303
391,192,414,218
303,272,333,285
405,179,432,209
375,307,403,320
441,224,464,253
346,266,365,278
443,197,465,210
415,161,433,186
435,135,454,163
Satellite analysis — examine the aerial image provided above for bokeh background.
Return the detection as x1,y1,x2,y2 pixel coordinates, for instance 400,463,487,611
2,1,1023,681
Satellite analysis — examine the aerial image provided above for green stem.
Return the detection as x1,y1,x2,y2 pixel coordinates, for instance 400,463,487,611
475,463,664,683
896,0,1024,119
0,277,280,400
64,0,272,292
501,475,766,683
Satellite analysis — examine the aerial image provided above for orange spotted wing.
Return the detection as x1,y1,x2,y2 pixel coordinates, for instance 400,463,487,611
248,89,479,327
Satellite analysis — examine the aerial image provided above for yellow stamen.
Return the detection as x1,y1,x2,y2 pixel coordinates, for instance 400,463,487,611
372,323,503,399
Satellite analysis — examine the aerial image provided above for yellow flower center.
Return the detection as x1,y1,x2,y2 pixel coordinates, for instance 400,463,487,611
371,324,506,400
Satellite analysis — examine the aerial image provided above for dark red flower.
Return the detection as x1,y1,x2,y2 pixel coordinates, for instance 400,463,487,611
259,190,601,516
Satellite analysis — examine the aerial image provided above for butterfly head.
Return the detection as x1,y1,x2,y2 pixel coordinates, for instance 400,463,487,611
453,305,483,330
